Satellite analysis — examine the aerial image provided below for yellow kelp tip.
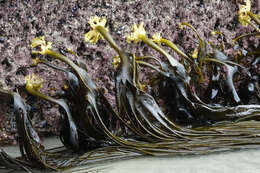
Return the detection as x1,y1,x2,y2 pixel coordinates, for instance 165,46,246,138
88,16,107,29
126,22,146,43
84,16,108,44
152,33,162,45
25,74,43,91
112,56,121,69
31,36,52,55
31,57,41,66
238,0,251,26
192,48,198,59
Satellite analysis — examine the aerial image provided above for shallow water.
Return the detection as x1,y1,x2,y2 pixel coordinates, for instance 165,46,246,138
65,149,260,173
3,137,260,173
3,136,63,158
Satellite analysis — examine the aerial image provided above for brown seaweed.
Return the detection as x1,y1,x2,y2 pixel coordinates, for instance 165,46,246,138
0,9,260,172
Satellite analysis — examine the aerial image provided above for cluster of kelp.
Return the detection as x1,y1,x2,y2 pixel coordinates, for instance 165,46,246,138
0,2,260,172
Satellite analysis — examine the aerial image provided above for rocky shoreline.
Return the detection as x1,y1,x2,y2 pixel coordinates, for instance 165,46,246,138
0,0,259,146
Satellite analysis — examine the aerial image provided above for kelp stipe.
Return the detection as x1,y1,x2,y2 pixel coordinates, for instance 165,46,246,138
1,9,260,171
126,22,189,83
85,16,183,140
0,89,59,171
25,74,79,151
13,92,59,170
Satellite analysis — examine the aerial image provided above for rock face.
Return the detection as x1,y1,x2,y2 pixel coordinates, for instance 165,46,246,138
0,0,258,145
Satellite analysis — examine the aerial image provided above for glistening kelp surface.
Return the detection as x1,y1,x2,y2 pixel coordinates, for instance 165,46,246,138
0,1,259,172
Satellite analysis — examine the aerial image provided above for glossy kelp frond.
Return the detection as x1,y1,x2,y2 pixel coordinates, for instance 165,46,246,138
12,92,58,170
238,57,260,104
133,59,223,136
33,46,117,133
32,48,120,143
204,65,223,102
153,58,260,127
155,76,197,125
92,27,141,136
127,22,189,83
31,37,151,151
133,88,186,139
30,58,107,141
39,22,204,144
0,90,33,172
180,22,206,83
90,22,180,140
54,20,194,143
224,65,240,104
25,74,79,151
6,14,258,172
106,35,180,140
134,46,252,132
205,58,241,105
99,28,192,139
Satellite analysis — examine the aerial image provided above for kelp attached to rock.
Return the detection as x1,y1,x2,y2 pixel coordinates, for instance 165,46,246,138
0,5,260,172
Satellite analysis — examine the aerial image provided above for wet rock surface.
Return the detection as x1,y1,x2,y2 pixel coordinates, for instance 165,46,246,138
0,0,259,145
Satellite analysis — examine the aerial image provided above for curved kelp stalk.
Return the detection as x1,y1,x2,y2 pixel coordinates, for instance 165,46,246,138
126,22,189,83
153,58,260,126
89,18,198,140
179,22,206,84
2,90,59,171
25,74,79,151
205,58,241,105
31,36,153,153
31,20,200,151
31,58,111,145
2,13,260,172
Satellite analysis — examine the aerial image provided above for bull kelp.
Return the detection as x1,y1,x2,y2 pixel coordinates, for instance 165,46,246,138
0,3,260,172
